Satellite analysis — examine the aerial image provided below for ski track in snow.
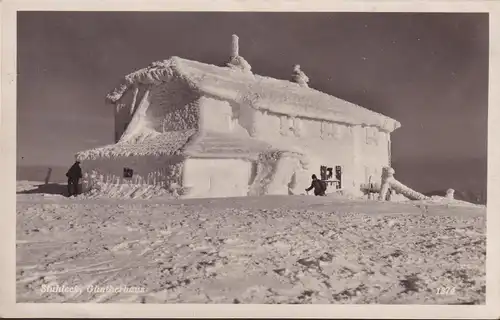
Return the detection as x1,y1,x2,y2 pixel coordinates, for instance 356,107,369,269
16,191,485,304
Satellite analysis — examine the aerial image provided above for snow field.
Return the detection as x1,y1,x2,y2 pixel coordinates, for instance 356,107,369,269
17,189,485,304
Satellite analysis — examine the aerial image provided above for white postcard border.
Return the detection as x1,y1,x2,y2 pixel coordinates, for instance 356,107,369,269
1,0,498,318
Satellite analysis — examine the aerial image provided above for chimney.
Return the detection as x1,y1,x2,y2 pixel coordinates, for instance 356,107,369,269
231,34,239,58
227,34,252,73
292,64,310,87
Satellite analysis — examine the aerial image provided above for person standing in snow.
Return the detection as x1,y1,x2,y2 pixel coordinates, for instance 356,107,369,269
305,174,327,196
66,160,83,197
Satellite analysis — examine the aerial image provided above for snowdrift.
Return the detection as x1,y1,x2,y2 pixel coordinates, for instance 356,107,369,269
80,181,175,200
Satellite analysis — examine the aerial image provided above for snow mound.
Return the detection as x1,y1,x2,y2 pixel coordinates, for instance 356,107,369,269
325,189,363,200
424,196,486,208
387,195,484,208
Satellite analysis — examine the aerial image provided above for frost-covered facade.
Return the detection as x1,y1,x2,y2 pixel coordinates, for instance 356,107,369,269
76,35,401,198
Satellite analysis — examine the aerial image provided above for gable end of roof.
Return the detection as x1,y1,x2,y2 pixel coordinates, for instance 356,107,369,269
105,57,197,104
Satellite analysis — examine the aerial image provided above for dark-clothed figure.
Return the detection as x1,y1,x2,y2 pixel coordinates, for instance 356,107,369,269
66,161,83,197
305,174,327,196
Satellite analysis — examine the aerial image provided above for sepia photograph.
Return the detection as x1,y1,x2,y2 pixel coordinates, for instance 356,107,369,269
3,1,499,317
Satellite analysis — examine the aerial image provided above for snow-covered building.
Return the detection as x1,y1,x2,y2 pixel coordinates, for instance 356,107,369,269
76,35,401,198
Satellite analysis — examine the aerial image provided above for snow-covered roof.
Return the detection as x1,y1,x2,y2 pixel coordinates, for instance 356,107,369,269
107,57,401,133
76,130,196,161
76,130,299,161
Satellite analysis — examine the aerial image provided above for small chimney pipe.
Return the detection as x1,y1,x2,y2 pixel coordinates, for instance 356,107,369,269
231,34,239,58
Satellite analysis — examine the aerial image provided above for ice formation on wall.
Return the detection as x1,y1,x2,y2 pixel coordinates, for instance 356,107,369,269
247,151,307,196
82,181,172,199
379,167,430,201
86,157,182,184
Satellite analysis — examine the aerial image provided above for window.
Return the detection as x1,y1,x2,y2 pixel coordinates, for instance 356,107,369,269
279,115,304,137
327,122,333,137
290,117,303,137
280,115,299,136
321,122,340,139
320,165,342,189
294,118,303,136
332,123,342,139
123,168,134,178
366,127,379,145
320,166,334,180
279,115,289,136
320,122,327,139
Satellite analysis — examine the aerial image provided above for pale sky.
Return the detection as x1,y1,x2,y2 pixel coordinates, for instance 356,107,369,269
17,12,488,192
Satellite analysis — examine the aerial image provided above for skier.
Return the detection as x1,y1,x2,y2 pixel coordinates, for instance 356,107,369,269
66,160,82,197
305,174,327,196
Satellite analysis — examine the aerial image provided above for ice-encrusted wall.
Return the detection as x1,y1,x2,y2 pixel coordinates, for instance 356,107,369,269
198,97,248,135
182,158,252,198
113,78,200,143
81,155,184,192
248,152,307,196
359,126,390,184
147,79,200,132
247,110,391,192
